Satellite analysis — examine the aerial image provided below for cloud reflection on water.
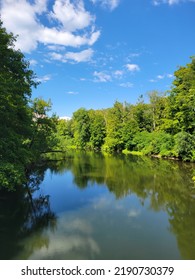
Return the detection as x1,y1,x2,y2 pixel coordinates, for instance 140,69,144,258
29,217,100,260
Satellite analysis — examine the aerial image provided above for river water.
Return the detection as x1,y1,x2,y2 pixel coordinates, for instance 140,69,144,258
1,152,195,259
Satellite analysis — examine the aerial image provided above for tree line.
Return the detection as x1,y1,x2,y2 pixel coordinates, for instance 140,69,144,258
56,56,195,161
0,20,195,191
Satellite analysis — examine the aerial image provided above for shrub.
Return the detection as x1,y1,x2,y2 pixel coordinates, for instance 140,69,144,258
173,132,195,161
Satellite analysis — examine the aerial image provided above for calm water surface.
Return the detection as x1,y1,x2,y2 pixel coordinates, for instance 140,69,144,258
1,152,195,259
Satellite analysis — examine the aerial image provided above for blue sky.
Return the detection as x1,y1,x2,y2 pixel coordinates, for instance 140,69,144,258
1,0,195,118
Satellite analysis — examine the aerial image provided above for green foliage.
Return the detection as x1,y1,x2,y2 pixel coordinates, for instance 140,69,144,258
149,131,174,157
72,108,91,149
102,137,124,153
29,98,58,157
103,102,126,152
55,119,74,150
131,131,152,153
0,21,58,190
173,132,195,161
163,57,195,134
89,110,106,150
148,90,166,131
133,96,152,132
122,118,139,150
129,131,175,157
0,21,37,190
0,163,25,191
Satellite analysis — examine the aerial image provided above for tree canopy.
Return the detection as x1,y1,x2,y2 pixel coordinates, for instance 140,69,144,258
0,21,57,190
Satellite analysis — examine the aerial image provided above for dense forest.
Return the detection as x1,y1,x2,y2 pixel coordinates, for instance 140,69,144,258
0,20,195,191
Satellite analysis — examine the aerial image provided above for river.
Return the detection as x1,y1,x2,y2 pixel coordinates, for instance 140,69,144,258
0,152,195,259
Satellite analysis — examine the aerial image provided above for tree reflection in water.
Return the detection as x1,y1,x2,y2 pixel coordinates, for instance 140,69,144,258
63,152,195,260
0,165,56,260
1,152,195,259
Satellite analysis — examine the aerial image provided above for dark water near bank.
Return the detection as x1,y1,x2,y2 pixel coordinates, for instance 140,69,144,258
1,152,195,260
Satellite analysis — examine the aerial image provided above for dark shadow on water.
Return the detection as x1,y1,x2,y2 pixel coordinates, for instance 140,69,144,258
0,165,57,260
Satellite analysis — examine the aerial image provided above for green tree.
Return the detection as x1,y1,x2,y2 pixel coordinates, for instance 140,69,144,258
72,108,91,149
120,103,139,150
103,101,125,152
148,90,166,131
0,21,58,190
0,21,38,190
28,98,58,157
173,132,195,161
88,110,106,150
55,118,73,150
163,57,195,134
132,95,152,132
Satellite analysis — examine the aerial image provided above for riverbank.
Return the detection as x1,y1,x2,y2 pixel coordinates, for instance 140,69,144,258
122,149,182,161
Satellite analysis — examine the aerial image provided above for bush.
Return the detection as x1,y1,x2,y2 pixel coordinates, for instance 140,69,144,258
173,132,195,161
102,137,124,153
132,131,152,152
130,131,174,156
0,162,25,190
152,132,174,156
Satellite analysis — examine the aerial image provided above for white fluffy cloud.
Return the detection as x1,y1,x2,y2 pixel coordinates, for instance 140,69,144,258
113,70,124,78
93,71,112,82
126,64,140,72
66,91,79,95
50,0,94,32
29,59,38,66
65,48,94,62
0,0,100,52
157,73,174,79
49,48,94,63
149,73,174,82
157,74,164,79
120,82,133,88
36,74,52,83
92,64,140,83
91,0,120,10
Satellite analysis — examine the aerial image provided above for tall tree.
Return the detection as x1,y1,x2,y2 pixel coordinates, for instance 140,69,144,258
0,21,58,190
89,109,106,150
28,98,58,157
0,21,38,190
103,101,125,152
132,95,152,132
72,108,91,149
148,90,166,131
163,57,195,134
